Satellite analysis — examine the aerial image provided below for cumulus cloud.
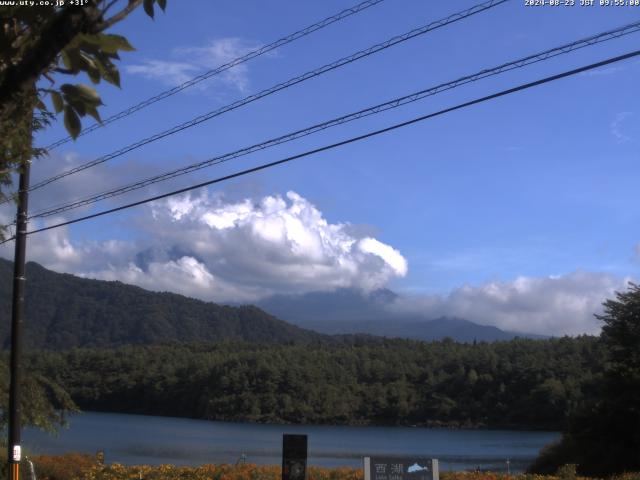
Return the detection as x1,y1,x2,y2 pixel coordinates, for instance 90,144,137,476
1,191,407,303
388,271,631,336
1,155,633,336
125,38,260,93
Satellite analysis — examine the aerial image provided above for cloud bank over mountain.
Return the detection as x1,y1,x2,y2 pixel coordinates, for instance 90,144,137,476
0,178,633,336
387,271,630,335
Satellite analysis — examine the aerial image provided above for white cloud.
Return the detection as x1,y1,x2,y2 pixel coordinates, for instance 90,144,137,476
358,237,407,276
125,60,199,85
1,191,407,303
389,271,631,336
610,111,633,143
125,38,259,93
2,152,634,337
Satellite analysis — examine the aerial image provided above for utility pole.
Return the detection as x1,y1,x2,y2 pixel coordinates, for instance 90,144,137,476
7,159,31,480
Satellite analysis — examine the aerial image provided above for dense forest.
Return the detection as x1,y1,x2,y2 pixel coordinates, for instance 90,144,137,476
0,259,329,349
22,336,604,430
1,259,636,475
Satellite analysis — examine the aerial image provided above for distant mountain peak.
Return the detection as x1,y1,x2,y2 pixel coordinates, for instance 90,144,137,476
0,259,544,349
256,287,545,342
369,287,399,304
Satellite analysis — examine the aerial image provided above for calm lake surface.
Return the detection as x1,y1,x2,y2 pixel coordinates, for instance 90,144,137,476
23,412,559,472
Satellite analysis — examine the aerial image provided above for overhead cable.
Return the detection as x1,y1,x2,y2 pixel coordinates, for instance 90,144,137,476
28,19,640,220
2,48,635,243
44,0,388,151
28,0,509,193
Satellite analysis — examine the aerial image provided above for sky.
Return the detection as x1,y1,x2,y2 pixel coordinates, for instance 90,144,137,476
2,0,640,336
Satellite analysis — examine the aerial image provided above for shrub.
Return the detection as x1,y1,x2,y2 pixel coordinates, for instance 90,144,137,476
32,452,97,480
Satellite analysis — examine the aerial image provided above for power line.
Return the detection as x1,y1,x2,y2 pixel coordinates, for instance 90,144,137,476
3,48,636,244
43,0,387,151
27,0,508,193
28,19,640,220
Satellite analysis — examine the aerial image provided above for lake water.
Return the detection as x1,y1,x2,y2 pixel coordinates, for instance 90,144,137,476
23,412,559,472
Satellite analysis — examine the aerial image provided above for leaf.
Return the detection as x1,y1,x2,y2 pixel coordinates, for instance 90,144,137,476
110,68,121,88
63,106,81,139
60,51,72,70
143,0,154,18
60,83,101,121
157,0,167,11
72,101,86,117
97,34,135,54
85,105,102,124
102,65,121,88
75,83,102,105
77,39,100,55
60,48,83,73
93,54,121,88
50,91,64,113
60,84,77,96
79,51,97,70
86,64,101,84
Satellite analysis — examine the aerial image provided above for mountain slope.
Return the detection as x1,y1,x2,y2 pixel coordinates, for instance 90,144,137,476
0,259,326,349
257,288,544,342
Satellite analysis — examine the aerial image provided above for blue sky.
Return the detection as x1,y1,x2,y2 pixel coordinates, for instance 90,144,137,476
2,0,640,335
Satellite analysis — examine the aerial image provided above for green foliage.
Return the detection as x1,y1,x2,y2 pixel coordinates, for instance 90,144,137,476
0,259,327,349
0,357,78,433
144,0,167,18
0,0,169,434
0,1,168,233
0,258,609,431
598,282,640,372
24,336,605,430
52,30,141,134
530,283,640,476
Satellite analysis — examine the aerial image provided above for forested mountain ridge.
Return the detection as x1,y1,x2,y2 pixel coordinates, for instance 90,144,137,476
0,259,327,349
0,259,529,349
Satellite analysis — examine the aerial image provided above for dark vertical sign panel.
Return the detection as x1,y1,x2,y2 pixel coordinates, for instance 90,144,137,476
282,434,307,480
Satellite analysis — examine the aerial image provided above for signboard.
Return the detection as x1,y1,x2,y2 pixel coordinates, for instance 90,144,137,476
282,434,307,480
364,457,439,480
